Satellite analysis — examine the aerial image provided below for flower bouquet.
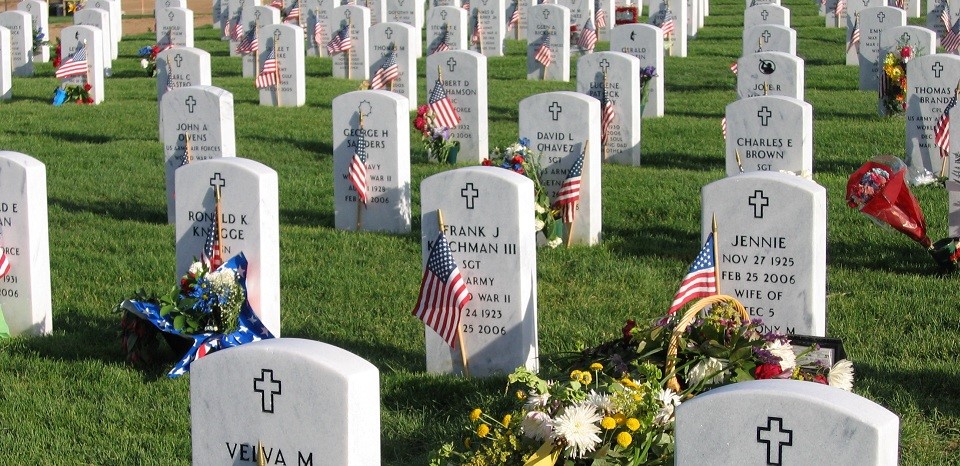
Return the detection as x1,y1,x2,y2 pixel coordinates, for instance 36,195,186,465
638,66,657,114
845,156,960,270
415,104,460,164
32,27,49,56
432,295,853,465
879,40,913,116
483,139,564,248
138,44,165,77
114,253,274,377
52,82,93,106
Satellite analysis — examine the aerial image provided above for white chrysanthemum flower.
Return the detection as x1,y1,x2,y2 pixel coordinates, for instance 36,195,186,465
206,269,236,293
524,391,551,409
653,388,682,425
140,58,149,68
586,390,614,414
535,203,546,214
547,237,563,248
549,403,603,458
188,261,204,275
767,339,797,372
521,410,553,441
828,359,854,391
535,219,545,231
687,357,728,386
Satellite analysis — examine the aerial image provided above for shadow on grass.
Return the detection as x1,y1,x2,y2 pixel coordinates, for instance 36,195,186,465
605,224,700,262
829,237,939,275
279,207,335,228
50,197,167,224
43,129,114,145
856,362,960,417
639,149,726,172
246,134,333,161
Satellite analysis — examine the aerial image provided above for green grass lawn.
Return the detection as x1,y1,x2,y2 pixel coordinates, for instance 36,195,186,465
1,0,959,464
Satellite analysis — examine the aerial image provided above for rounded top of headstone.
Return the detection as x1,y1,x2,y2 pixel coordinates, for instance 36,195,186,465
0,151,45,170
193,338,380,379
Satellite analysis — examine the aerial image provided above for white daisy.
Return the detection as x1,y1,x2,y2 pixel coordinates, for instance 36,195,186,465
653,388,682,426
828,359,854,391
188,261,205,275
767,339,797,372
585,389,613,414
521,410,553,441
549,403,603,458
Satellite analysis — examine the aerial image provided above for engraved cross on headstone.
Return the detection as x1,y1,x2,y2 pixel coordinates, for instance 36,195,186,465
253,369,282,413
899,32,911,43
761,29,772,43
761,9,769,20
210,172,227,189
274,29,282,43
543,9,550,19
757,417,793,465
174,53,183,67
748,190,770,218
548,101,562,120
932,61,944,78
461,183,479,209
757,106,773,126
876,11,885,22
255,9,262,20
185,96,197,113
385,27,394,39
447,57,457,72
169,11,175,21
598,58,610,73
345,8,352,18
440,9,448,20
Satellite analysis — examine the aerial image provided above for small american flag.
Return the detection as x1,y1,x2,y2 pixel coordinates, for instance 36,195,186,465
326,23,352,55
721,117,727,140
235,27,258,54
934,94,956,160
232,15,244,41
472,17,483,46
668,233,717,314
534,32,553,67
428,77,461,129
508,4,520,30
942,9,960,52
578,17,597,52
835,0,845,18
730,61,738,74
600,83,615,145
313,16,325,46
255,48,279,88
55,42,87,79
433,28,451,54
895,0,904,9
201,212,223,270
349,125,368,204
659,12,675,38
284,1,301,23
847,16,860,52
595,0,607,29
270,0,284,9
159,29,175,50
412,231,472,348
0,244,10,279
369,50,400,90
554,151,584,223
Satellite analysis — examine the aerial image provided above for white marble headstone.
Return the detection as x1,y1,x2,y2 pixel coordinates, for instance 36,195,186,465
650,0,687,57
576,51,642,165
332,90,411,233
857,7,905,91
877,25,936,111
899,0,920,18
0,28,9,100
368,22,417,110
743,24,796,56
331,5,371,79
156,47,213,102
156,7,195,48
157,0,187,8
519,92,602,245
304,0,336,57
0,11,32,77
0,151,51,337
596,0,615,40
175,158,281,337
59,25,104,104
736,51,804,101
725,95,812,177
426,50,488,163
701,172,826,336
686,0,698,37
556,0,593,39
526,4,570,82
426,6,468,55
17,0,49,63
365,0,388,26
470,0,507,57
743,3,790,29
905,54,960,184
241,7,279,78
610,23,664,118
675,380,898,465
73,8,114,70
949,114,960,236
515,0,535,39
843,0,885,64
386,0,425,30
420,167,538,376
824,0,844,27
925,0,957,42
161,86,237,223
257,24,305,107
87,0,121,41
227,0,263,58
190,338,380,466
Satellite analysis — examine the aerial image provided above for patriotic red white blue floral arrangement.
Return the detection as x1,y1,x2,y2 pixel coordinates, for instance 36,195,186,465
431,295,854,466
115,253,274,377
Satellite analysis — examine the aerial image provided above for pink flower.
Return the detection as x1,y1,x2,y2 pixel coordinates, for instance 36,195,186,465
900,46,911,59
414,116,427,131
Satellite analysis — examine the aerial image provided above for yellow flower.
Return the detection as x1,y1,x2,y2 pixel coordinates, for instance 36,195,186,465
570,370,583,380
620,377,639,389
464,437,472,449
579,372,593,385
589,362,604,371
516,390,526,400
613,413,627,425
601,416,617,430
469,408,482,422
884,53,895,66
477,424,491,438
625,418,641,431
502,414,512,426
616,432,633,448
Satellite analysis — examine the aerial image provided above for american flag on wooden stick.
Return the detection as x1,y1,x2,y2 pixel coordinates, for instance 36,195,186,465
534,32,553,67
595,0,607,29
326,23,352,55
433,28,451,54
668,233,717,314
847,16,860,52
578,17,597,52
600,81,615,145
369,50,400,90
55,42,87,79
934,94,956,161
255,48,278,88
659,12,675,39
313,17,325,46
349,124,369,204
721,117,727,140
412,231,471,348
428,77,461,129
942,8,960,52
284,1,301,23
554,150,584,223
201,210,223,270
235,27,258,54
730,61,738,75
508,3,520,30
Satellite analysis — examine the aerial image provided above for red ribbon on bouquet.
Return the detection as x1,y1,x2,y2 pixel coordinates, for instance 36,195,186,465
846,159,932,249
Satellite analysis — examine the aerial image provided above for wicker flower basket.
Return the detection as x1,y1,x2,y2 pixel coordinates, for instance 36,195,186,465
665,294,749,392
